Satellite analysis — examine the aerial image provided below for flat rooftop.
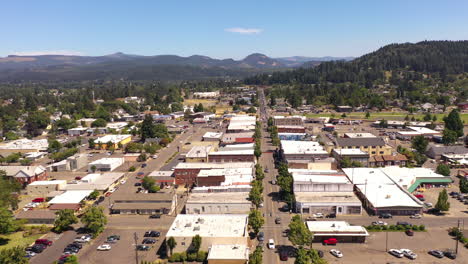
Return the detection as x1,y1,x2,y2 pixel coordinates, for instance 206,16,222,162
29,180,66,186
207,244,249,260
295,192,360,204
203,132,223,139
166,214,248,238
48,190,92,204
0,139,50,150
187,192,250,204
89,157,124,165
174,162,254,170
186,145,212,158
95,134,131,143
306,221,368,236
344,133,376,138
281,140,327,155
332,148,369,156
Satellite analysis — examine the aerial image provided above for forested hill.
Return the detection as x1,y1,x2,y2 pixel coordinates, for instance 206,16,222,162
244,40,468,85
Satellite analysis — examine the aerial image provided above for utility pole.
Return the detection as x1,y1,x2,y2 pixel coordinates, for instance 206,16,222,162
134,232,139,264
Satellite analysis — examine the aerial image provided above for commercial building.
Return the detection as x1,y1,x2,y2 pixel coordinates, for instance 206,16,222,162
280,140,329,162
291,169,361,215
277,125,306,133
287,158,336,170
15,210,56,225
166,214,249,253
342,168,425,215
148,170,175,186
48,154,88,172
67,127,87,136
185,192,251,214
332,149,369,167
197,168,253,187
174,162,254,186
65,172,124,191
207,244,249,264
335,137,392,156
27,180,67,196
272,115,305,126
278,133,306,141
227,116,256,133
94,134,132,149
0,165,47,186
368,154,408,167
426,144,467,160
208,149,255,163
221,132,254,145
0,139,50,155
185,146,213,163
343,133,376,138
306,221,369,243
203,132,223,142
194,91,220,98
48,190,92,210
88,158,124,172
110,193,177,215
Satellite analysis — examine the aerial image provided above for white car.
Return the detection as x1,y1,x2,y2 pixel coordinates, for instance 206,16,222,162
97,244,111,251
267,239,275,249
388,249,404,258
74,235,92,243
330,249,343,258
312,213,324,218
401,249,417,260
120,179,126,185
410,214,422,219
151,155,158,159
108,188,117,193
372,221,388,226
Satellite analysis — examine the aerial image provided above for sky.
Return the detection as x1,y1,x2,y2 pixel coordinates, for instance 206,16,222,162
2,0,468,59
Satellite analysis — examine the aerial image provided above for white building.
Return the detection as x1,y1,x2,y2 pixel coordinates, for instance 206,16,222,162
203,132,223,142
166,214,249,253
48,190,92,205
65,172,125,191
280,140,329,161
207,244,249,264
27,180,67,196
68,127,87,136
306,221,369,243
185,192,251,214
88,158,124,172
94,134,131,144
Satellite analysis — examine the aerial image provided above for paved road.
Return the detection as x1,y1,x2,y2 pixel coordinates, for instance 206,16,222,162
30,230,77,264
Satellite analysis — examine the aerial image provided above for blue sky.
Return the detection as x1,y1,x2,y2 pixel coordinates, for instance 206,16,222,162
2,0,467,59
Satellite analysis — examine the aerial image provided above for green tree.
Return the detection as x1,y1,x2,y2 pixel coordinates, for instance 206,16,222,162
25,111,50,137
0,208,17,234
423,113,432,121
0,246,28,264
436,164,451,176
140,115,156,141
288,215,313,248
142,176,160,193
248,209,265,235
295,247,311,264
125,142,144,153
0,171,21,209
89,190,100,200
270,94,276,106
411,135,428,154
365,111,370,119
435,189,450,212
167,237,177,256
48,139,62,153
91,118,107,128
170,102,184,112
88,138,95,149
189,235,202,253
94,106,111,121
54,209,78,233
81,206,107,237
442,128,458,145
137,153,148,162
248,180,263,208
248,246,263,264
444,109,464,137
460,177,468,193
56,118,77,130
62,255,79,264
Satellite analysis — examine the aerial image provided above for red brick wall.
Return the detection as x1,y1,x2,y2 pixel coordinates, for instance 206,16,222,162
174,168,200,185
197,175,225,187
208,154,255,163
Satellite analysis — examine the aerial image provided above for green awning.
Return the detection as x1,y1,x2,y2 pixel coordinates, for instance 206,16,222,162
408,178,452,193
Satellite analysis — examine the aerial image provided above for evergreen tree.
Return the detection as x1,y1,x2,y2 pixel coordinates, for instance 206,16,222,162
460,177,468,193
444,109,464,137
411,135,428,154
167,237,177,256
435,189,450,212
435,164,451,176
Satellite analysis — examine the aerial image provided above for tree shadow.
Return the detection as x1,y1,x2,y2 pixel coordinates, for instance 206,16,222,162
0,237,10,246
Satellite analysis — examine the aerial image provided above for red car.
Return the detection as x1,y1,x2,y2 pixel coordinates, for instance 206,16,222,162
32,198,45,203
414,194,424,199
323,238,337,245
35,239,53,246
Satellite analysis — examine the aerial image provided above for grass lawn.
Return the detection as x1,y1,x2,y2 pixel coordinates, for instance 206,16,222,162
304,112,468,123
0,232,42,250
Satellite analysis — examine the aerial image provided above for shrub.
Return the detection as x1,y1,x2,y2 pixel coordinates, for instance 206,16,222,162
179,252,187,262
128,166,136,172
419,225,426,231
448,227,462,237
388,225,396,231
381,225,388,231
396,225,405,231
411,225,418,231
196,251,208,262
168,253,181,262
187,253,197,262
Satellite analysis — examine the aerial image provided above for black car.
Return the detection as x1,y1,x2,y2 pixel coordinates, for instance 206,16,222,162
149,214,161,219
428,250,444,258
142,238,156,244
134,182,142,187
136,245,150,251
326,213,336,218
144,231,160,237
31,244,46,253
68,242,82,249
397,221,412,227
275,217,281,224
379,213,392,219
443,251,457,259
279,249,288,261
449,191,459,196
63,247,79,254
141,163,147,168
257,232,265,241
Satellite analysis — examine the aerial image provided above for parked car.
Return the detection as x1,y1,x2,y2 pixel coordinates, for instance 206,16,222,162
405,230,414,236
388,249,404,258
35,239,53,246
134,182,142,186
144,231,160,237
257,232,265,241
68,242,82,249
264,168,269,173
312,213,324,218
267,239,275,249
149,214,161,219
326,213,336,218
137,172,144,177
330,249,343,258
25,251,36,258
74,235,92,243
424,202,433,207
136,245,150,251
397,221,412,227
379,213,392,219
410,214,422,219
141,163,147,168
279,249,288,261
30,244,46,253
32,198,45,203
322,238,337,245
275,217,281,224
97,244,111,251
142,238,156,244
372,221,387,226
443,251,457,259
428,250,444,258
401,249,417,260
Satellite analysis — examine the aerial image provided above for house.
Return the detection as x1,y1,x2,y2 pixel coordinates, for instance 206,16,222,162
77,118,96,127
368,154,408,167
306,221,369,243
426,144,468,160
272,115,305,126
173,162,254,186
185,146,213,163
185,192,251,214
88,158,124,172
110,193,177,215
335,137,392,157
291,169,362,215
67,127,87,137
94,134,132,150
458,102,468,111
16,210,57,225
280,140,329,162
165,214,249,253
27,180,67,196
332,149,369,167
0,165,47,186
207,244,249,264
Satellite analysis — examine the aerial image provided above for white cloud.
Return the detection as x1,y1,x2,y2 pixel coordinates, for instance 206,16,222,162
225,27,263,35
11,50,84,56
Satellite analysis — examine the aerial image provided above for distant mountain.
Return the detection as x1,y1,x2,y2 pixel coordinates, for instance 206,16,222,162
275,56,355,67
